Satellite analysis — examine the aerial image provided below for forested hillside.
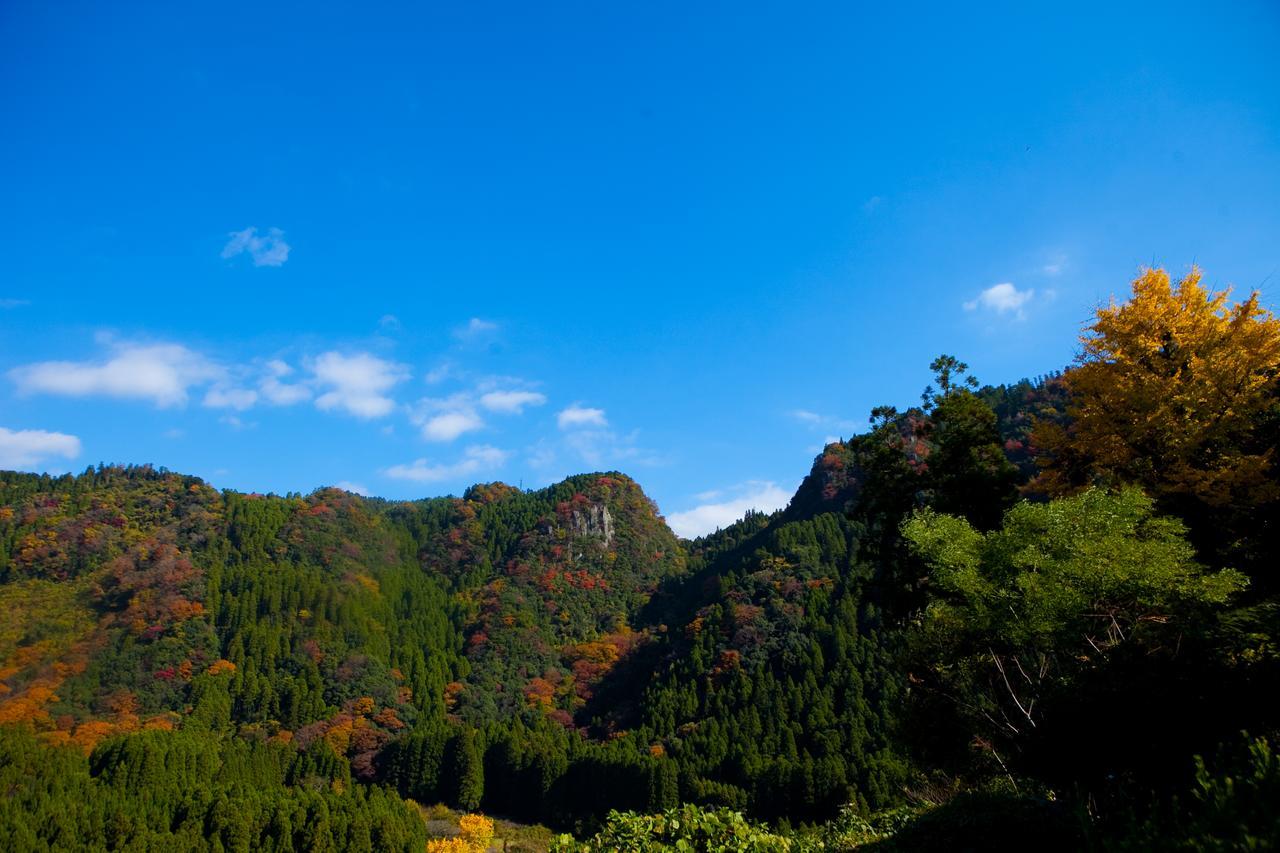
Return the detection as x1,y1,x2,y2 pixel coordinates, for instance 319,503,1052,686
2,267,1279,850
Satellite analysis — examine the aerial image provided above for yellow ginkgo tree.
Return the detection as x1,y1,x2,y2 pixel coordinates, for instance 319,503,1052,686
1033,267,1280,516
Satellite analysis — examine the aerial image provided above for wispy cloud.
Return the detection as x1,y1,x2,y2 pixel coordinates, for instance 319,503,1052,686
454,317,498,340
526,441,558,471
204,385,258,411
0,426,82,470
384,444,510,483
221,226,291,267
558,405,607,430
480,389,546,414
190,358,312,411
219,414,256,430
565,428,664,469
964,282,1034,319
788,409,860,433
667,481,793,539
411,380,546,442
9,342,223,407
334,480,370,496
552,404,663,468
312,352,408,418
423,363,453,385
1,298,30,309
259,359,311,405
1042,252,1067,276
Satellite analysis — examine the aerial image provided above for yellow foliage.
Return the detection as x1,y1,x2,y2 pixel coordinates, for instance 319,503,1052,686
1033,267,1280,507
323,719,354,753
426,814,494,853
458,813,494,847
206,659,237,676
425,840,472,853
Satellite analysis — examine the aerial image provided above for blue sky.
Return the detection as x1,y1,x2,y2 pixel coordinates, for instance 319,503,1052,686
2,1,1278,536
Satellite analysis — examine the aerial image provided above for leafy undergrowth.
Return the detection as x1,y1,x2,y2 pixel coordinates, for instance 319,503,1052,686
550,805,794,852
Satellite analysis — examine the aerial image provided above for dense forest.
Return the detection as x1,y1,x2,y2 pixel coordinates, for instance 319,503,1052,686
2,267,1279,850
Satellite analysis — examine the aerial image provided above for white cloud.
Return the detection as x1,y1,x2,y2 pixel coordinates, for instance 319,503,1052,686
334,481,370,496
203,385,258,410
258,360,311,405
0,426,82,470
480,389,547,414
454,317,498,340
312,352,408,418
260,376,311,405
410,383,545,441
9,343,223,407
410,393,485,441
384,444,510,483
221,226,291,267
558,405,607,430
964,282,1034,319
1042,252,1067,276
667,481,793,539
421,409,485,441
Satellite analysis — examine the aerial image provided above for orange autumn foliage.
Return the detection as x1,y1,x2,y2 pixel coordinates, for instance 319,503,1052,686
206,659,237,676
1033,267,1280,508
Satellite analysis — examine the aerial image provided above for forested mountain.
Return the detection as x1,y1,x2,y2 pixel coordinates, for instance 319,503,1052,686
2,267,1279,850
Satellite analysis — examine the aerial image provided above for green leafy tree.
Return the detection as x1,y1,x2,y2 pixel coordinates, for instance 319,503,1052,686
924,356,1021,531
904,488,1246,771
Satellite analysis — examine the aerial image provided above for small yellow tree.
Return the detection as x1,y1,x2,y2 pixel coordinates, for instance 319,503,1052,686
426,814,494,853
1032,267,1280,509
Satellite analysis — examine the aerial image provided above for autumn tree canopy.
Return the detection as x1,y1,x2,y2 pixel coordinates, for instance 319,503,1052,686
1032,267,1280,514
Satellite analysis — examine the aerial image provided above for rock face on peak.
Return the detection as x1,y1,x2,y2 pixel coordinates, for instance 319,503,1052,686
570,502,614,545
